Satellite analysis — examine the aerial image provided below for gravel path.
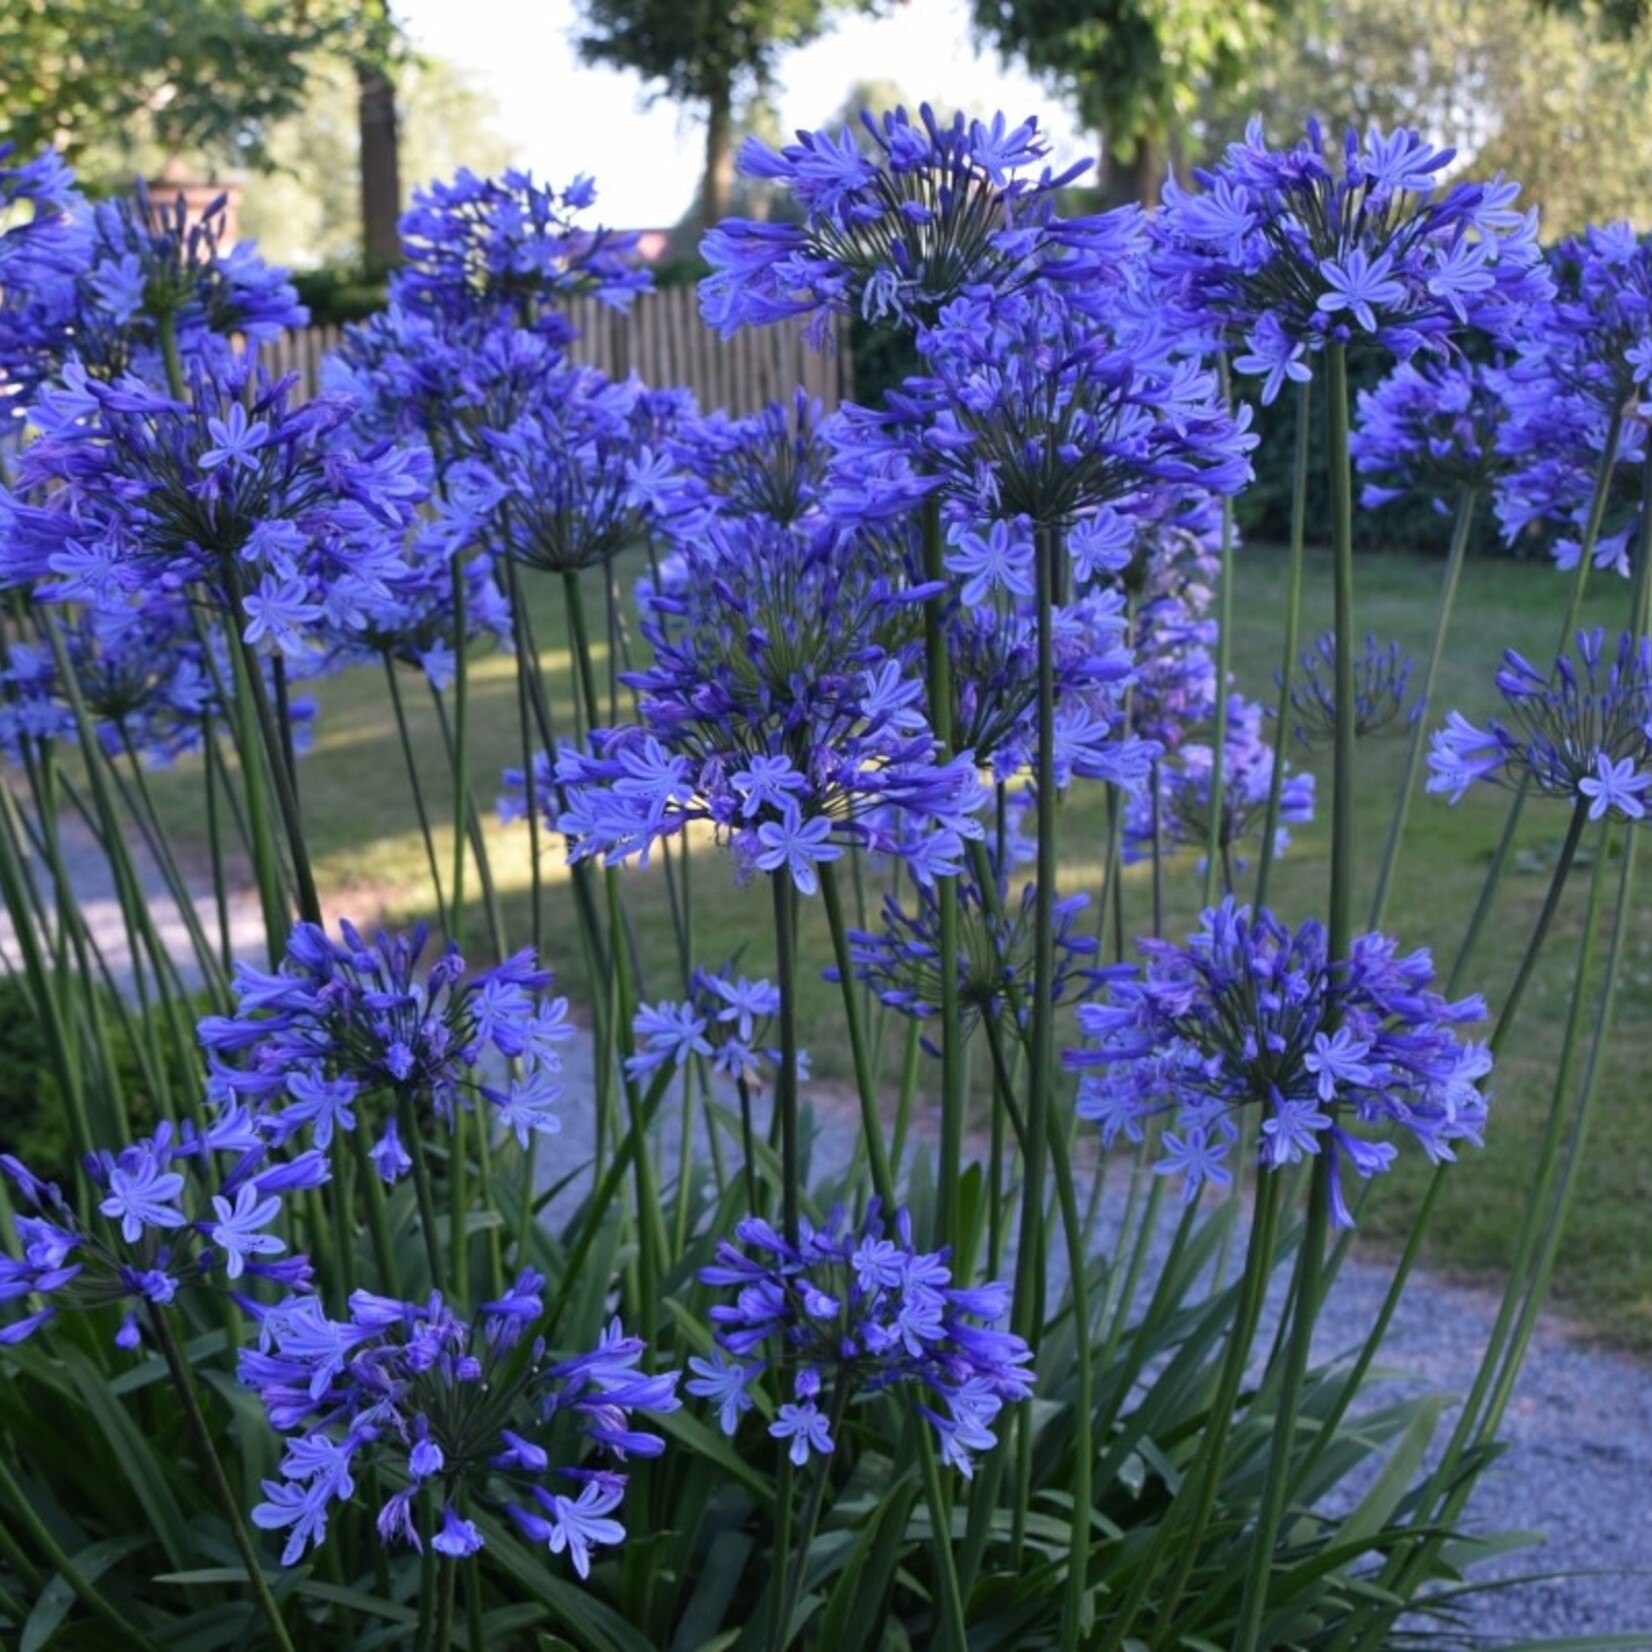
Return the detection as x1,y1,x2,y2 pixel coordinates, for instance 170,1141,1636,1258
16,818,1652,1647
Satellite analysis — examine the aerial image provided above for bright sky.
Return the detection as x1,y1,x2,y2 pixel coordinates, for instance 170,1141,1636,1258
393,0,1091,228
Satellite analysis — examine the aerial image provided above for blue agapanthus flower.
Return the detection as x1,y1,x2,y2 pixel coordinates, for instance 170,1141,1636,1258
1427,628,1652,821
1282,631,1420,751
241,1278,678,1571
1,355,432,664
1126,695,1315,875
626,965,797,1089
0,1117,319,1351
1066,898,1491,1223
197,921,574,1162
1153,119,1550,399
837,855,1109,1054
701,104,1133,340
691,1202,1032,1476
545,517,985,893
1352,356,1513,513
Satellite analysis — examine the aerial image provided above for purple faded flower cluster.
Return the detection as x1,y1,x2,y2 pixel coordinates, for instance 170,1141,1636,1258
838,856,1108,1053
690,1203,1032,1476
1126,695,1315,876
1154,118,1549,401
1068,898,1490,1222
1428,629,1652,821
1282,631,1419,751
242,1277,678,1571
197,920,574,1164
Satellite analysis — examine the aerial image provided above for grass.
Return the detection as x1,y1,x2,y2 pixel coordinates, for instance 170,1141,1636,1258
137,539,1652,1351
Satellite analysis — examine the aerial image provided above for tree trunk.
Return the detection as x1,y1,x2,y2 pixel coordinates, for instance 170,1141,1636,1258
1099,136,1163,209
700,78,736,229
358,60,401,274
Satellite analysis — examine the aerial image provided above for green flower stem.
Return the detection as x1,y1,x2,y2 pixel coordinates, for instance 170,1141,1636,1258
382,655,448,926
914,1411,971,1652
426,689,508,964
1234,1155,1331,1652
772,1376,854,1648
400,1093,448,1289
818,860,898,1211
1367,488,1477,929
147,1307,298,1652
1254,377,1313,912
1325,342,1356,967
1103,1170,1283,1652
432,1553,457,1652
0,1453,169,1652
448,557,472,949
348,1124,402,1299
1338,821,1617,1652
501,556,547,962
202,713,235,973
1446,404,1622,997
918,497,966,1248
772,871,802,1249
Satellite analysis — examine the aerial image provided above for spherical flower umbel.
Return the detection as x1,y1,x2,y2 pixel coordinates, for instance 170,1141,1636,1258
1282,631,1420,752
1153,118,1550,400
691,1203,1032,1477
626,966,797,1089
197,921,574,1164
1427,628,1652,821
700,103,1130,341
1066,898,1490,1224
240,1277,679,1571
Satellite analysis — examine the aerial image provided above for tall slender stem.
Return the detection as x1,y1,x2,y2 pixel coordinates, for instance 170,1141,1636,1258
1254,377,1312,911
1368,489,1477,928
148,1307,298,1652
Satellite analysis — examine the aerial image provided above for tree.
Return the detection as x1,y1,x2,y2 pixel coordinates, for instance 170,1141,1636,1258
237,53,509,271
1198,0,1652,237
574,0,872,228
970,0,1288,205
0,0,346,175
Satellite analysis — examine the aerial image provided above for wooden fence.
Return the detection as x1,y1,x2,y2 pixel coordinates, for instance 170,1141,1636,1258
256,285,852,415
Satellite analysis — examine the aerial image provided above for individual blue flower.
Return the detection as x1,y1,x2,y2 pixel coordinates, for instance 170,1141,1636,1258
771,1400,835,1465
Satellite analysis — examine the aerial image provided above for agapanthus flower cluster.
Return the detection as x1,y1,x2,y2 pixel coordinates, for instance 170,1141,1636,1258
1493,226,1652,565
1282,631,1419,751
0,156,305,408
242,1277,679,1571
548,518,985,892
626,967,795,1089
874,281,1256,529
1,356,432,663
1101,501,1223,752
197,921,574,1165
701,104,1127,340
1066,898,1491,1223
1126,695,1314,876
662,390,832,534
392,167,649,345
461,368,696,573
0,143,86,419
1154,118,1549,400
1352,356,1512,511
690,1203,1032,1476
1427,628,1652,821
836,856,1108,1053
0,1119,319,1351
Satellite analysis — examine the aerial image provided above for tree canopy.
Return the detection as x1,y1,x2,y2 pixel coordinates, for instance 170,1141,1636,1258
0,0,361,176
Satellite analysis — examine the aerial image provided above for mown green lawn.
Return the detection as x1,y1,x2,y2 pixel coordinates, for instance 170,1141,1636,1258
141,540,1652,1349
